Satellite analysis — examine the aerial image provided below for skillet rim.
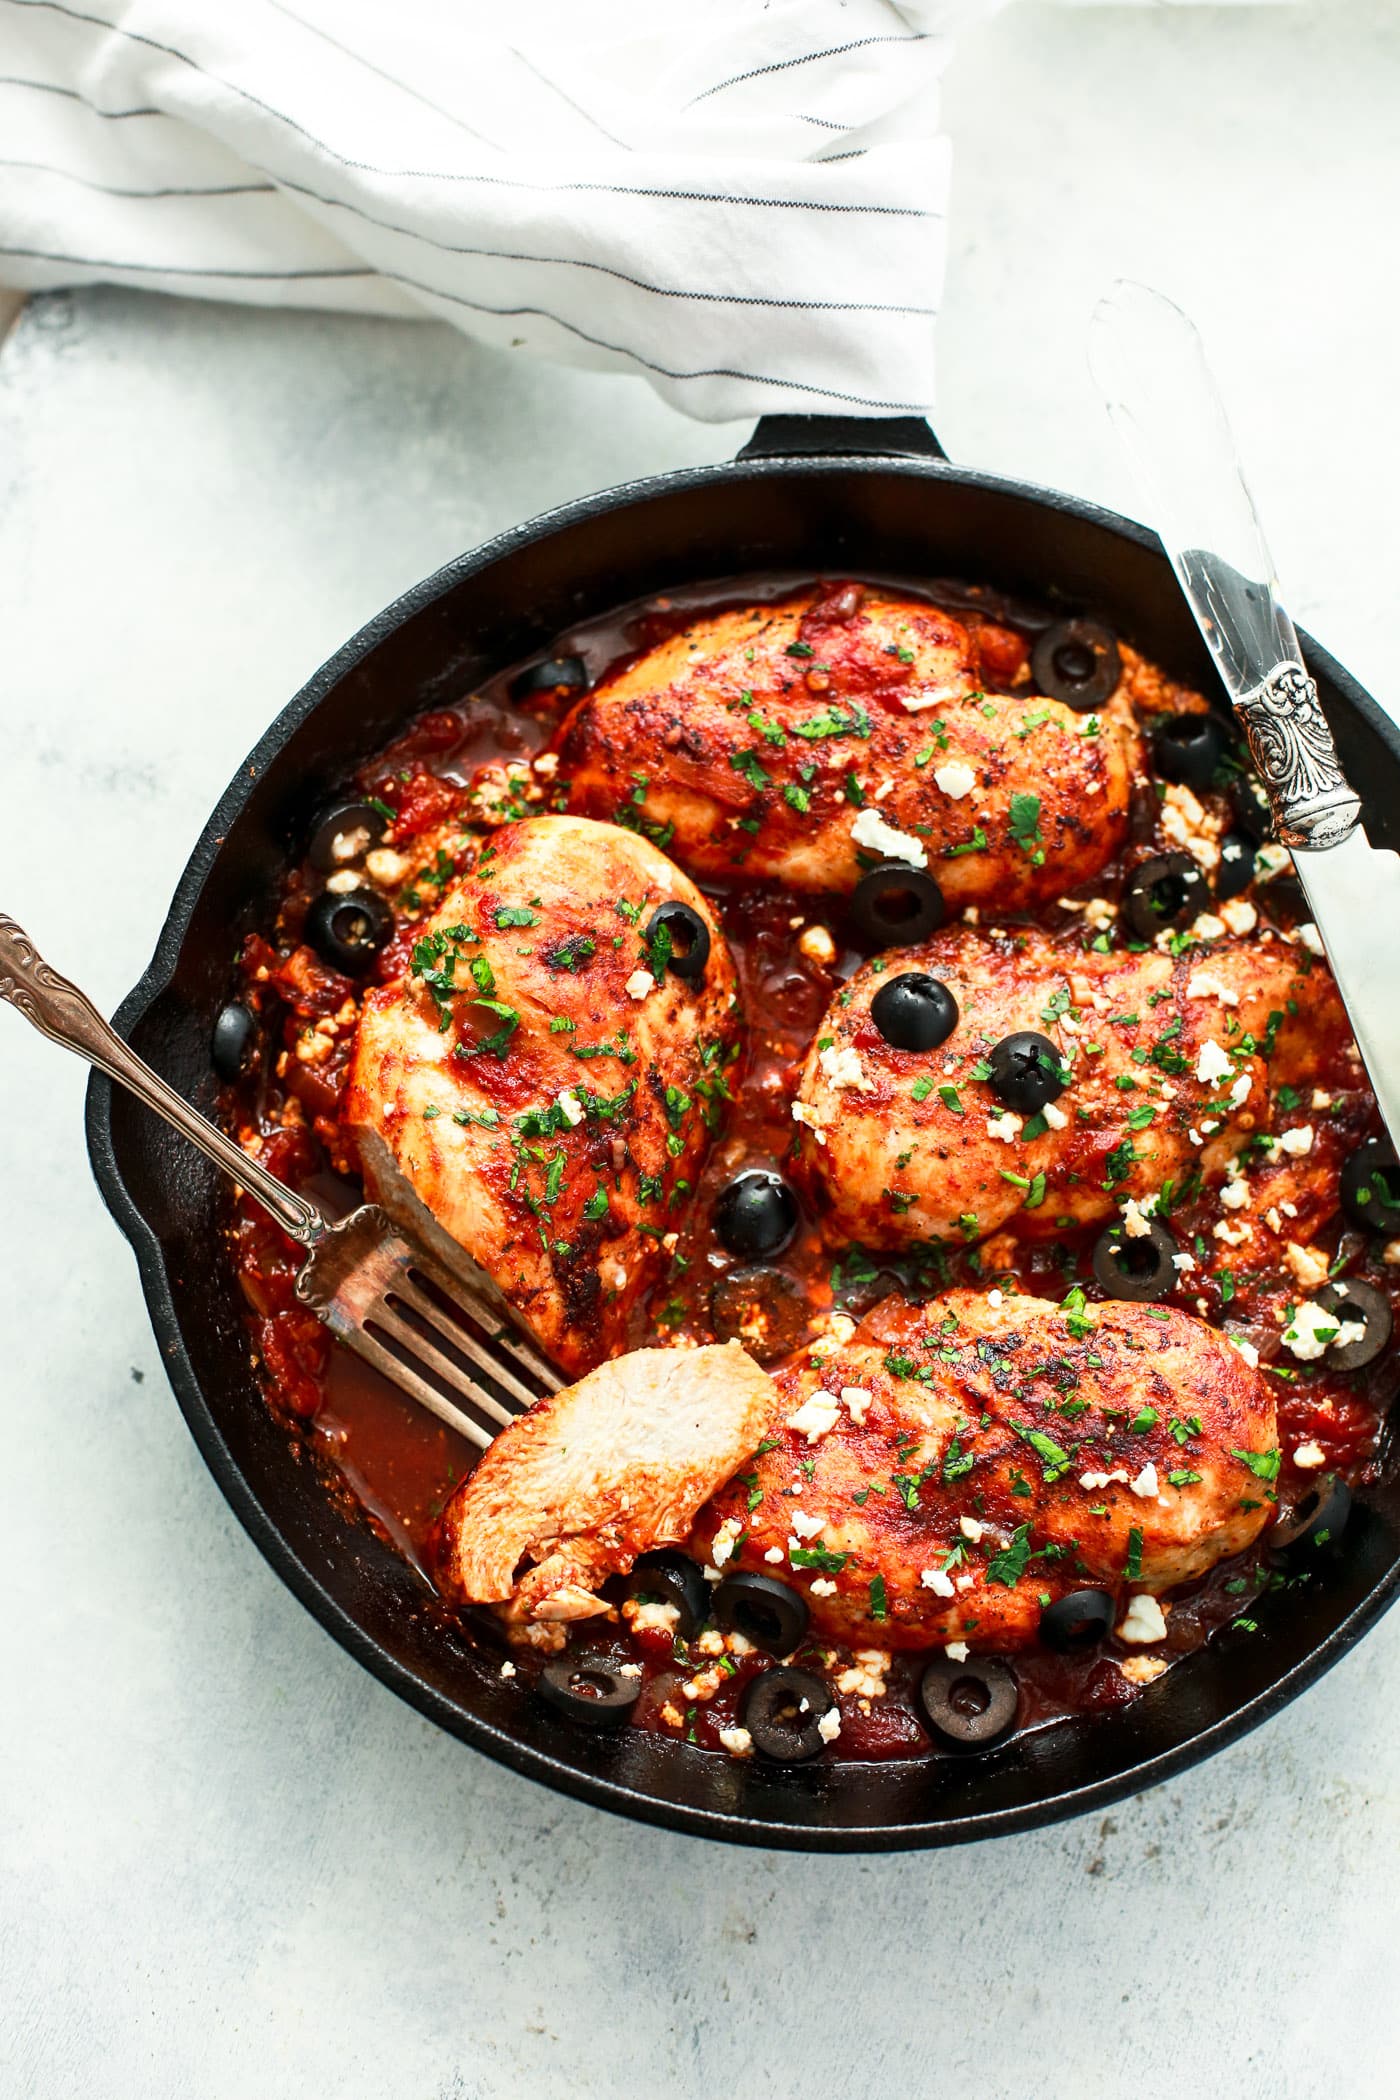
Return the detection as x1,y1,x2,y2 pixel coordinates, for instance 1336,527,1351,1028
83,438,1400,1850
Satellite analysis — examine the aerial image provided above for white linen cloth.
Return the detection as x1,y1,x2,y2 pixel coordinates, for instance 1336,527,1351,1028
0,0,1276,420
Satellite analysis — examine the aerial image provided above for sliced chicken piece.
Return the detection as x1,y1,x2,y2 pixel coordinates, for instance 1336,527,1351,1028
797,922,1345,1249
342,815,740,1376
556,584,1139,906
438,1340,779,1625
693,1291,1277,1651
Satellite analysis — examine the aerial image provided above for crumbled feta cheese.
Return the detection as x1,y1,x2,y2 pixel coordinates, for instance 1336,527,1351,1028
1264,1207,1282,1235
817,1707,842,1743
556,1087,585,1127
325,867,368,894
625,1600,680,1635
1311,1089,1333,1112
818,1042,874,1093
1191,912,1227,941
1384,1240,1400,1268
841,1385,873,1425
1130,1463,1159,1499
1282,1298,1364,1362
849,806,928,868
1278,1124,1314,1157
1041,1099,1069,1131
808,1577,838,1598
791,1098,834,1144
1229,1336,1260,1369
618,1662,643,1678
1213,1218,1252,1246
1284,1241,1330,1293
797,923,837,967
499,1660,517,1679
1293,1441,1327,1470
532,749,559,778
1228,1072,1253,1108
1220,1179,1250,1211
1196,1038,1235,1085
1118,1594,1168,1644
1218,897,1258,936
1079,1469,1129,1490
959,1515,984,1543
921,1567,956,1597
1172,1250,1197,1272
786,1391,841,1443
944,1641,971,1662
1187,970,1240,1007
790,1511,827,1541
987,1111,1024,1143
764,1546,786,1565
1120,1654,1168,1685
718,1725,754,1756
987,1288,1004,1309
1296,921,1326,958
711,1517,744,1568
1121,1197,1151,1239
933,759,977,800
625,968,655,1001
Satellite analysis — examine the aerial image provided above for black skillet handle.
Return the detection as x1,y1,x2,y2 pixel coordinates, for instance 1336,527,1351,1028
737,414,946,462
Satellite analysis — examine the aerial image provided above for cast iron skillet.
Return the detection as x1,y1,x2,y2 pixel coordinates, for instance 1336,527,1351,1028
85,414,1400,1851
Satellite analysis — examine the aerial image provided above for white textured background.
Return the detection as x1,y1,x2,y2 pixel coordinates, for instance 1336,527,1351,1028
3,6,1399,2095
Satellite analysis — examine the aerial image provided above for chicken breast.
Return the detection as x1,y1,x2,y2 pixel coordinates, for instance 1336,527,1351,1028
342,815,740,1375
694,1291,1277,1652
438,1340,779,1625
797,922,1342,1249
556,585,1139,906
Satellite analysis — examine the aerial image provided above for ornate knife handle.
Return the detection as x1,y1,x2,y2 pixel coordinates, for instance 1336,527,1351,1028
0,912,325,1248
1235,660,1363,851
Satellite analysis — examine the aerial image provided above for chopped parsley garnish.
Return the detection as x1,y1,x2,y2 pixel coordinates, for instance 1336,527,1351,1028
986,1525,1033,1587
1232,1446,1281,1481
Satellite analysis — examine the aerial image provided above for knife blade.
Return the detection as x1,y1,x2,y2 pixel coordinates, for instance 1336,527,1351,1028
1088,280,1400,1152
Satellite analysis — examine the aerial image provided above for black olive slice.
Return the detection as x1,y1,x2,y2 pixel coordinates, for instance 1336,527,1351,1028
848,862,945,949
211,1000,257,1081
918,1656,1020,1749
509,654,589,702
709,1265,813,1364
1215,830,1259,902
740,1666,835,1763
1030,618,1121,712
1271,1472,1352,1552
1122,852,1210,940
1340,1138,1400,1237
870,971,959,1052
1152,713,1225,790
713,1171,800,1260
1039,1590,1116,1654
986,1030,1068,1113
713,1571,810,1657
304,887,395,975
307,799,388,874
1091,1218,1180,1302
1230,771,1275,844
643,901,710,984
1313,1279,1393,1371
536,1657,641,1729
626,1551,709,1639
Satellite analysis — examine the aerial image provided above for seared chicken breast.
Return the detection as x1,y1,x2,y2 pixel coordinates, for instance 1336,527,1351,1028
343,815,740,1375
797,923,1344,1249
438,1340,779,1625
694,1291,1277,1651
556,585,1139,906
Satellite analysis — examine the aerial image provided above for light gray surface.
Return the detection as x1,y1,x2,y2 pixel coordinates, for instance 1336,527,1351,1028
3,6,1400,2096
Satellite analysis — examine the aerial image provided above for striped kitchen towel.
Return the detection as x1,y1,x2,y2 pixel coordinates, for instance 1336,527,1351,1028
0,0,1273,420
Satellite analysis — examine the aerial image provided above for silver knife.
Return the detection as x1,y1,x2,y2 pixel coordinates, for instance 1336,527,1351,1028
1088,280,1400,1152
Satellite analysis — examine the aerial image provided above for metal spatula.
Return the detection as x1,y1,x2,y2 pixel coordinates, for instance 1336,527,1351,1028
0,913,563,1445
1088,280,1400,1154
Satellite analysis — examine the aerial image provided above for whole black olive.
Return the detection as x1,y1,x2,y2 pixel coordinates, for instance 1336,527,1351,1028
1314,1279,1393,1372
713,1171,799,1260
709,1266,813,1364
740,1666,836,1763
1215,830,1259,902
918,1656,1020,1749
643,900,710,984
211,1000,257,1080
848,861,945,949
626,1550,709,1639
1122,852,1210,940
1340,1138,1400,1237
306,798,389,874
1152,712,1225,790
871,971,959,1052
1030,618,1121,711
1271,1472,1352,1552
536,1656,641,1728
304,886,395,975
1039,1589,1116,1654
509,654,589,702
713,1570,810,1657
1230,770,1275,844
1091,1218,1180,1302
986,1030,1068,1113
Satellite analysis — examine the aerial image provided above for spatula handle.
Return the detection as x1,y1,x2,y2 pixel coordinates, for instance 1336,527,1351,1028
0,913,325,1249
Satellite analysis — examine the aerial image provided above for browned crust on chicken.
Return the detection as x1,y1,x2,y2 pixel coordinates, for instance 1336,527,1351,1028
556,587,1139,904
694,1291,1277,1651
